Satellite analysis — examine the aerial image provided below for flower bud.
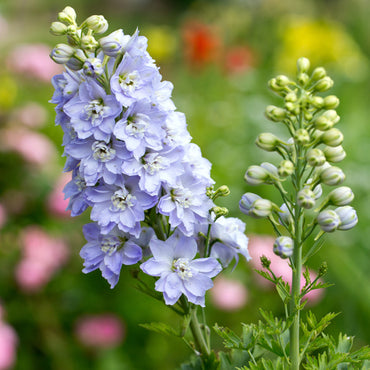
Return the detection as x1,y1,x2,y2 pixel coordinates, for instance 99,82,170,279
306,148,326,167
318,261,328,276
256,133,280,151
311,67,326,82
323,95,340,109
278,160,294,177
297,188,316,209
268,78,283,93
50,22,68,36
285,92,297,103
321,128,343,147
273,236,294,259
265,105,287,122
244,165,270,185
328,186,354,206
335,206,358,230
297,73,309,87
50,43,75,64
310,96,324,109
65,49,86,70
320,166,345,186
314,110,340,131
312,184,323,199
323,145,346,163
249,198,273,218
81,35,99,51
58,6,77,24
212,206,229,218
99,29,129,57
213,185,230,199
260,255,271,269
84,15,109,34
83,58,104,77
276,75,290,86
313,76,334,92
239,193,261,215
279,203,294,226
260,162,279,180
317,210,341,232
294,128,310,145
297,57,310,73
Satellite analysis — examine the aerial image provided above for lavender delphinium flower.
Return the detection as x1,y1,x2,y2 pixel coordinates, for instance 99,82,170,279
141,231,222,306
80,223,143,288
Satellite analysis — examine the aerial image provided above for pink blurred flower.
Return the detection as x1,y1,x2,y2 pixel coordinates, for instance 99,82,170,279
15,226,69,293
75,314,125,349
13,103,47,128
211,277,248,311
0,320,17,370
48,173,72,217
1,128,56,166
7,44,62,82
249,234,324,305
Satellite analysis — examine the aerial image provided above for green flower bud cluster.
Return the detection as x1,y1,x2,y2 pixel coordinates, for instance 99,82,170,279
50,6,109,68
241,57,357,260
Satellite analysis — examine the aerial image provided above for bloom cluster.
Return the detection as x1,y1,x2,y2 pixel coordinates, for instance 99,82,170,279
50,7,250,306
239,57,357,259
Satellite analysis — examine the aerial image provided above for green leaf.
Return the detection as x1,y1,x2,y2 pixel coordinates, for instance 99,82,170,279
214,324,244,349
139,321,180,337
276,278,291,304
254,268,275,283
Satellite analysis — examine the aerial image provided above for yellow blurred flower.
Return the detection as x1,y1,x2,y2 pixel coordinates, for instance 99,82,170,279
276,17,368,79
145,26,177,62
0,75,17,111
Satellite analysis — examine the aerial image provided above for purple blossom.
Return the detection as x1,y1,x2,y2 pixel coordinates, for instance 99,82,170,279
65,137,131,185
157,174,214,236
80,223,143,288
140,231,222,306
113,99,166,158
86,176,157,236
64,79,122,142
162,111,191,148
122,147,184,196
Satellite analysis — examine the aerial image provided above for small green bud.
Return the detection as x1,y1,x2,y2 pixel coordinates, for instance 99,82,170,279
81,35,99,51
335,206,358,230
278,160,294,177
294,128,310,145
58,6,77,25
265,105,287,122
275,74,290,87
328,186,354,206
320,166,345,186
317,209,341,232
244,165,270,185
268,78,282,93
304,112,313,121
260,255,271,269
249,198,273,218
212,185,230,200
323,145,346,162
84,15,109,34
285,92,297,102
297,72,309,87
50,43,75,64
50,22,68,36
310,96,324,109
297,57,310,73
256,132,280,151
273,236,294,259
313,76,334,92
311,67,326,82
212,206,229,218
285,102,299,115
314,110,340,131
318,261,328,276
321,128,344,147
306,148,326,167
323,95,340,109
297,188,316,209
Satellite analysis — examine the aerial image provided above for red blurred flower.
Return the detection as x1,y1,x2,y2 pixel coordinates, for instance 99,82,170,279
224,45,254,75
182,21,222,69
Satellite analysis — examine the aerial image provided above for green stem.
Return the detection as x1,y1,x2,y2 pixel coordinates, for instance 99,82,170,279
189,306,211,357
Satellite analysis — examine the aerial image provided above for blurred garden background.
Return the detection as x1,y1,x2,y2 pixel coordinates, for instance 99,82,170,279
0,0,369,368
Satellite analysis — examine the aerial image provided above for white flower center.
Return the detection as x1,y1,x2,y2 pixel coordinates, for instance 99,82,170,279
143,153,167,175
111,188,135,211
74,174,86,192
172,258,192,280
126,113,149,137
92,141,116,162
171,188,192,208
84,99,107,125
100,237,121,255
119,71,141,92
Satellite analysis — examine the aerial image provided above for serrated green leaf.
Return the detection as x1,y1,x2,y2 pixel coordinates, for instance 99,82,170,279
139,321,180,337
214,324,242,349
276,278,291,304
254,268,275,283
336,333,354,354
